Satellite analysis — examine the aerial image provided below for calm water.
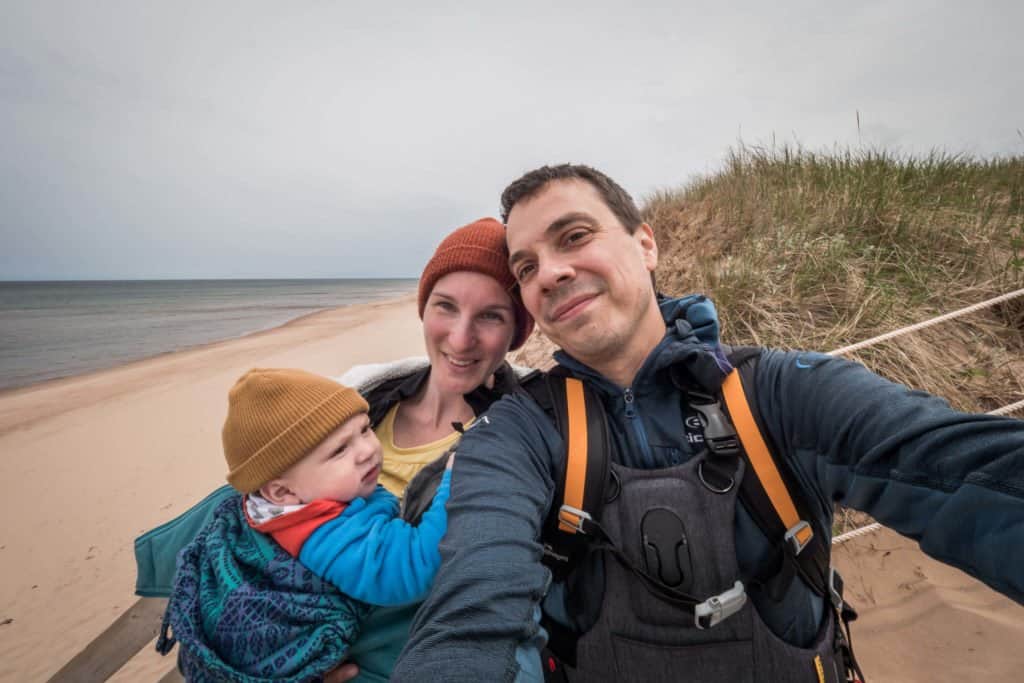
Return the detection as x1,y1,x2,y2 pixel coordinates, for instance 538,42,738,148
0,279,417,391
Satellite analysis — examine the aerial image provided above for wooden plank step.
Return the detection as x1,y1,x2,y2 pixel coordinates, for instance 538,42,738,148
47,596,169,682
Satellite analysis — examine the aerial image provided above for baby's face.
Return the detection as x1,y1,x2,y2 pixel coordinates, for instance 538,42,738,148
282,413,382,504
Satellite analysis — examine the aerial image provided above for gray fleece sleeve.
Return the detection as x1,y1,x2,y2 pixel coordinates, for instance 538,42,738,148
754,348,1024,603
391,393,559,682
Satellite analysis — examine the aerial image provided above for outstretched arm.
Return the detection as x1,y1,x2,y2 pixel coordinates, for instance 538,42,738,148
392,394,559,682
754,348,1024,603
300,471,452,606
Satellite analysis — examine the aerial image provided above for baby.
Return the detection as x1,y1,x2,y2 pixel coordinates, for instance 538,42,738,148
225,367,451,605
164,367,451,682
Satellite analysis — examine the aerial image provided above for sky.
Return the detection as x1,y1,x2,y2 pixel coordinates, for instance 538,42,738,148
1,1,1022,280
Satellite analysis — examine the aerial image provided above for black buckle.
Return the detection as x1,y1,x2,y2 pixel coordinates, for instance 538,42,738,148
689,396,741,458
542,543,570,564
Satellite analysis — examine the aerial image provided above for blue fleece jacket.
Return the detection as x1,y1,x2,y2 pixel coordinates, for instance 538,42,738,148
299,471,451,606
392,294,1024,682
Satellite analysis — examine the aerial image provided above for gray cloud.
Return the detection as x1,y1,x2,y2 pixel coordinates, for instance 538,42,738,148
2,0,1022,279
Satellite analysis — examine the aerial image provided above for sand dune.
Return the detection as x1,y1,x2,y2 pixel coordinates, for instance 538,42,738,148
833,526,1024,681
1,295,1021,682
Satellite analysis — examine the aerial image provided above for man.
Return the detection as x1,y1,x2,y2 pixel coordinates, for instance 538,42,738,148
392,164,1024,682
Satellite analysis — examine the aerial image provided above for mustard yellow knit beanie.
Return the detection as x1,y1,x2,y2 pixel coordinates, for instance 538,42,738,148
222,368,369,493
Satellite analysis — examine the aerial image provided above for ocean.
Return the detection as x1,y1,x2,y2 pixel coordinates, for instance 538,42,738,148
0,279,417,392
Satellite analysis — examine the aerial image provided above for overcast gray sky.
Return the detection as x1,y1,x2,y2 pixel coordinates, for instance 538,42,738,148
2,1,1021,280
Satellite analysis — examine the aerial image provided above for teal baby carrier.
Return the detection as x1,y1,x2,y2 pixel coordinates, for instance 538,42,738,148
137,487,412,682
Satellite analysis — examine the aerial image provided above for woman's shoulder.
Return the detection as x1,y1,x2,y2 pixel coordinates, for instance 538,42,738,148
335,357,430,394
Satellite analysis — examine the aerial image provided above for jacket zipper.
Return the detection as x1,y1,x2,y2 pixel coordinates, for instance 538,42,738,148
623,388,653,465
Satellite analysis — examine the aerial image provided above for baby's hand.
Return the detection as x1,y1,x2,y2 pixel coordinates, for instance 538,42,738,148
446,452,455,470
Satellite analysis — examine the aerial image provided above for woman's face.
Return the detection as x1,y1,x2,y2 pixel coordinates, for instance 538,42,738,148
422,271,517,396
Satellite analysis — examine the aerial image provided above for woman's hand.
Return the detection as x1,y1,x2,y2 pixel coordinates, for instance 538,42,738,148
324,661,360,682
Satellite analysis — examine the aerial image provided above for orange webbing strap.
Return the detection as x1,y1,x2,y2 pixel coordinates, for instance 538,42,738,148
721,369,814,548
558,377,589,533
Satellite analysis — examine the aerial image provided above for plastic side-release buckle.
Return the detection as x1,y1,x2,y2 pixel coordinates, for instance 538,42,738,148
694,580,747,629
690,397,741,458
784,520,814,556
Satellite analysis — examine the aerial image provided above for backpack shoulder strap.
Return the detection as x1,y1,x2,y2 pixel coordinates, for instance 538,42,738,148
521,369,611,577
723,347,830,598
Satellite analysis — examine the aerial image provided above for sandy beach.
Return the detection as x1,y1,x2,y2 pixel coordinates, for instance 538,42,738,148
1,293,1022,682
0,295,425,681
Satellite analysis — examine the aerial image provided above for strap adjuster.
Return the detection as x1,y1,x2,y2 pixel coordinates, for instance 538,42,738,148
694,580,747,629
784,520,813,556
558,504,593,535
828,566,845,610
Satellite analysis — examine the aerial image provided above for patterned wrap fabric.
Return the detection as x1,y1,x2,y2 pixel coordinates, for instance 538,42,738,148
158,495,371,682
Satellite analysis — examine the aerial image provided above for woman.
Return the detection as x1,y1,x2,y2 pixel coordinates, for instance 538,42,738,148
347,216,532,505
144,218,534,682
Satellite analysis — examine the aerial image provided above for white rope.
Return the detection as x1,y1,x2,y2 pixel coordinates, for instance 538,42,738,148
828,287,1024,356
989,398,1024,416
832,522,882,545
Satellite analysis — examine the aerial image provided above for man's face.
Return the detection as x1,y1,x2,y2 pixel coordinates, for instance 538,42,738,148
506,179,659,365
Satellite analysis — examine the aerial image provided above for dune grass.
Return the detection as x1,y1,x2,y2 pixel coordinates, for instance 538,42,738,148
644,145,1024,413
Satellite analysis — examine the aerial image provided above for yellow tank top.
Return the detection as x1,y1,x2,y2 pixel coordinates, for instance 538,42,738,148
374,403,473,497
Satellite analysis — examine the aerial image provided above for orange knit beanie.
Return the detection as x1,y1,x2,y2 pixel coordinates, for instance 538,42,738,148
222,368,369,493
417,217,534,350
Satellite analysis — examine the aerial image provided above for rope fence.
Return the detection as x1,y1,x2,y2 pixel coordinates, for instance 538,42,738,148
828,287,1024,357
826,287,1024,545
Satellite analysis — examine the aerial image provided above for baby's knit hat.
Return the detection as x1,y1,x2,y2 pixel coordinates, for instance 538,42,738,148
222,368,368,493
417,217,534,350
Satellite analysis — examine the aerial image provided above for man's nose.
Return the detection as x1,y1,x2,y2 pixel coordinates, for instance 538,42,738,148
537,255,574,292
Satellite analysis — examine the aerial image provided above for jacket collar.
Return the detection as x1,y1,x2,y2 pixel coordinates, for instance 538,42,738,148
553,293,732,395
365,361,519,427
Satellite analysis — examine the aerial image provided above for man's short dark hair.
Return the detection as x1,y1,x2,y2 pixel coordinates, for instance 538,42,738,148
500,164,643,233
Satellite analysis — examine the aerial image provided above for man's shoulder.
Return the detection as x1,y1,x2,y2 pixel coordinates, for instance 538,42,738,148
476,384,558,430
456,382,562,456
725,345,840,376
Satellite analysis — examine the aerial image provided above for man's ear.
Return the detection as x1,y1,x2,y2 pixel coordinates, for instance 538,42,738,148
636,222,658,272
259,479,302,506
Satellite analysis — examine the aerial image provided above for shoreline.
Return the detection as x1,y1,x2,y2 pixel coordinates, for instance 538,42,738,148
0,293,425,681
0,293,417,436
0,291,418,400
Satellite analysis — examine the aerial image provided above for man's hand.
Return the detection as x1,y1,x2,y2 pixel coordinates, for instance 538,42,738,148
324,661,359,683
